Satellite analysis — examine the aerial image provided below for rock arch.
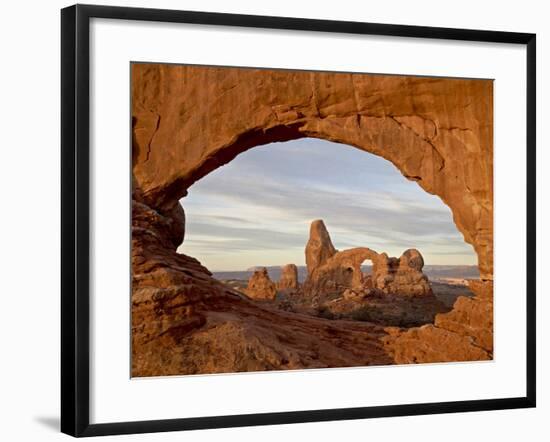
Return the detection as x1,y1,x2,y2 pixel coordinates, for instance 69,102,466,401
132,63,492,279
303,220,432,298
131,64,494,376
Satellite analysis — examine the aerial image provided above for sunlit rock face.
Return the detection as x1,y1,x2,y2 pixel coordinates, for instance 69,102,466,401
244,268,277,300
305,220,337,274
374,249,433,297
131,64,493,376
303,221,432,298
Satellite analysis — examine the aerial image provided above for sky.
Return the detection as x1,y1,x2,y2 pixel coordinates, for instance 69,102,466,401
177,138,477,271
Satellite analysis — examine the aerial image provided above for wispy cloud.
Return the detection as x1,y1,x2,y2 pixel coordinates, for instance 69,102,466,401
178,139,476,271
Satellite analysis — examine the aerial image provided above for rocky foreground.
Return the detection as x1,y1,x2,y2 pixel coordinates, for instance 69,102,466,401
132,204,492,376
223,278,472,328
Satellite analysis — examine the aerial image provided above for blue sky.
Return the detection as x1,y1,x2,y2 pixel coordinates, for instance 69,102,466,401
177,138,476,271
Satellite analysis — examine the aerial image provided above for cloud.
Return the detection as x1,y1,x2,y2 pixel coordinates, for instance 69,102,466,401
178,139,476,270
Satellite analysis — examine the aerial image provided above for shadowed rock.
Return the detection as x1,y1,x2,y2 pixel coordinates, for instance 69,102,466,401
383,280,493,363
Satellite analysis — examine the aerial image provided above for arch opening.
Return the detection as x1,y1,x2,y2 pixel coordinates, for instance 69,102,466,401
177,138,477,311
135,115,490,280
360,259,374,289
132,63,493,280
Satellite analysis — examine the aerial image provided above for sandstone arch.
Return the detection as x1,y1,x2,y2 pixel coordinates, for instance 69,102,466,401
132,63,492,279
131,64,494,376
303,220,432,298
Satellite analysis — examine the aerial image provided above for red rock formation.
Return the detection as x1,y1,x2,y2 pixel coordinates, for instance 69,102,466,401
305,220,337,274
303,221,432,298
131,64,494,375
132,201,393,376
244,267,277,300
382,281,493,363
373,249,433,297
304,246,379,297
277,264,300,292
132,64,493,280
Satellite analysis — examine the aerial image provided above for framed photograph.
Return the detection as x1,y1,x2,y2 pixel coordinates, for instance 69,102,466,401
61,4,536,437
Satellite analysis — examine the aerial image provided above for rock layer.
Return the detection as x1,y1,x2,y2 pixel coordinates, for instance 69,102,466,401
382,280,493,363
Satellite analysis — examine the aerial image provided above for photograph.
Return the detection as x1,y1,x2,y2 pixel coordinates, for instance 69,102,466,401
0,0,543,440
131,63,494,377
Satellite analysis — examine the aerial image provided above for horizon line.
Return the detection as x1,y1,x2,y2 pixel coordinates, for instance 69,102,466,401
210,263,480,273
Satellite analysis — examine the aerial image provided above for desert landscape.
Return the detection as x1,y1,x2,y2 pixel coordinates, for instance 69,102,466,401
218,219,478,326
131,63,493,377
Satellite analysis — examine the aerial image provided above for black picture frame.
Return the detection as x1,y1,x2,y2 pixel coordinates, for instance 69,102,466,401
61,4,536,437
